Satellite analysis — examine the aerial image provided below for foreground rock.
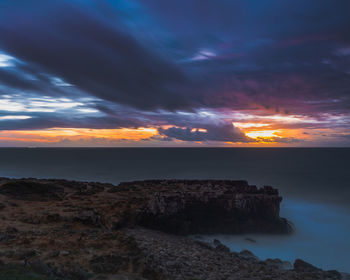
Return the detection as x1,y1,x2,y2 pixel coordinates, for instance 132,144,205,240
115,180,293,234
127,227,345,280
0,177,344,279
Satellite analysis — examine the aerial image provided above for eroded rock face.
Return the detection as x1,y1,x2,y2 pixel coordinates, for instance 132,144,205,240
117,180,293,234
0,178,292,235
0,178,343,280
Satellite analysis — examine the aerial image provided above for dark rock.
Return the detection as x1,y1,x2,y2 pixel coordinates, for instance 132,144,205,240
238,250,259,262
215,244,230,253
60,251,70,256
264,258,292,270
294,258,320,271
29,259,52,275
0,263,49,279
74,183,105,196
46,213,62,223
193,240,214,250
67,267,91,280
90,254,130,274
76,210,103,227
2,250,15,258
9,201,19,207
15,249,37,260
0,232,15,241
213,239,221,247
213,239,230,253
0,176,343,280
48,250,60,258
325,270,342,279
0,180,64,201
127,227,343,280
6,226,18,234
121,180,293,235
92,273,147,280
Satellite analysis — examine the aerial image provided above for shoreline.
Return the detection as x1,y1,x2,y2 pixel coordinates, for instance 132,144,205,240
0,177,347,279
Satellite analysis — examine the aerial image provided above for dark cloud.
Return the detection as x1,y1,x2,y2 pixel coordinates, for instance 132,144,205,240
0,0,349,146
0,0,350,114
0,0,348,115
0,114,143,131
0,1,196,111
0,69,42,92
158,123,249,142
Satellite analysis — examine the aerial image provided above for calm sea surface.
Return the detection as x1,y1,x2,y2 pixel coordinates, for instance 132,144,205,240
0,148,349,272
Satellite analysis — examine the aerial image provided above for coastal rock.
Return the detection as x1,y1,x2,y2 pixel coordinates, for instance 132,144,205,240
0,179,64,201
28,259,52,275
120,180,293,234
265,258,293,270
90,254,130,274
238,249,259,262
213,239,230,253
0,177,343,280
127,227,342,280
76,210,103,227
91,273,147,280
294,258,320,271
0,178,292,235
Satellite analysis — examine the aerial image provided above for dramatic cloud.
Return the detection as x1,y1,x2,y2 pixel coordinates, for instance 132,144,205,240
0,1,194,111
0,0,349,146
158,123,249,142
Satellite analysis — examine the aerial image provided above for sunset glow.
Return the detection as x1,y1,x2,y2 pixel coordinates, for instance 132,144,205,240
0,127,158,145
0,0,349,147
245,130,280,139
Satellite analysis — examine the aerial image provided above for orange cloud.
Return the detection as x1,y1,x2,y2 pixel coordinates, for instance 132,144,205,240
232,119,312,145
0,127,158,144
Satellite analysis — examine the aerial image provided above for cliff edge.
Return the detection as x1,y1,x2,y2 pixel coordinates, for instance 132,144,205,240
112,179,293,234
0,178,343,280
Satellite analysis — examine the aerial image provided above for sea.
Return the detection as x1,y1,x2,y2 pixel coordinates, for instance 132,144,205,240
0,148,349,272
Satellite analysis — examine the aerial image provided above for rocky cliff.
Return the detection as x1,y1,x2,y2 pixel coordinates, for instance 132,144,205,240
0,178,291,235
114,180,292,234
0,177,344,280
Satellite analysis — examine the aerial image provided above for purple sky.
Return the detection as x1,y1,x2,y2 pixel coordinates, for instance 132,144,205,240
0,0,349,146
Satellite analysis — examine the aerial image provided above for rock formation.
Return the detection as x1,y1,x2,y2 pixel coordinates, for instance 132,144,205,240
115,180,293,234
0,177,344,280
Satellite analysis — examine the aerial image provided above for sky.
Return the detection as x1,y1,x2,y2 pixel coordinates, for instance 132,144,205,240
0,0,349,147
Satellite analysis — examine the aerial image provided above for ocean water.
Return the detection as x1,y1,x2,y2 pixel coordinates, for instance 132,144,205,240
0,148,349,272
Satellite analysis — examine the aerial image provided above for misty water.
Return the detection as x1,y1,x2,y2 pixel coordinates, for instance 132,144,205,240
199,199,350,272
0,148,349,272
